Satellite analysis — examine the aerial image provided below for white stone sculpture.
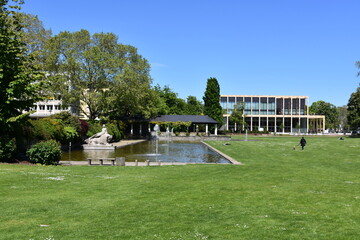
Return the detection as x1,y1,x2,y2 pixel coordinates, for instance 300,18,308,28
85,125,113,146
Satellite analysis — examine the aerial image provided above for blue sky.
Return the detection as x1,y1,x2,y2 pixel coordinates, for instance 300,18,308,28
22,0,360,106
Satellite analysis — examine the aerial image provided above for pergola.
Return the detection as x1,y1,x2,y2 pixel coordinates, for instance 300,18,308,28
151,115,219,135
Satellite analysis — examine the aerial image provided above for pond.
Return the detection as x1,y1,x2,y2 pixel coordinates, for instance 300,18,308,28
61,141,231,164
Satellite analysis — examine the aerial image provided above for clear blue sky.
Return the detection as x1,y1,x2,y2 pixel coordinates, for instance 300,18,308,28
22,0,360,107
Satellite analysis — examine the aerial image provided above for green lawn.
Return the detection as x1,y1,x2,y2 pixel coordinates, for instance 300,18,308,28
1,136,359,240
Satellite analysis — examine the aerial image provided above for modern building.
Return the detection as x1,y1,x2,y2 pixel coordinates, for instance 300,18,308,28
220,95,325,134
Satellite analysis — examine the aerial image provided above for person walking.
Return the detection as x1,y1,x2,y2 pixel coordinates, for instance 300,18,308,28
299,137,307,150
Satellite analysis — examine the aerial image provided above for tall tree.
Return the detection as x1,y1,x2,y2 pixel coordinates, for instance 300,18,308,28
347,86,360,130
19,13,51,66
309,100,339,129
43,30,154,120
0,0,43,160
109,62,159,119
203,77,223,127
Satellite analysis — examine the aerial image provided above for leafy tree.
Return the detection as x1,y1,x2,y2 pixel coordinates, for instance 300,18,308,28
229,102,245,132
347,86,360,130
0,0,43,161
109,64,159,119
43,30,155,120
154,85,187,115
44,30,119,119
18,13,51,66
309,100,339,129
185,96,203,115
203,77,223,127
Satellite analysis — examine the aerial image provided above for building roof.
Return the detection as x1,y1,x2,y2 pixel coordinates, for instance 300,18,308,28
151,115,218,124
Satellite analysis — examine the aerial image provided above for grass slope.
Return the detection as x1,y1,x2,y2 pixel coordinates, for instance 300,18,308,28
0,136,359,239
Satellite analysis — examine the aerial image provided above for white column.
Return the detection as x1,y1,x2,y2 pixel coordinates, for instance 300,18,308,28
306,117,309,134
206,124,208,134
131,123,133,135
215,126,218,135
226,116,229,131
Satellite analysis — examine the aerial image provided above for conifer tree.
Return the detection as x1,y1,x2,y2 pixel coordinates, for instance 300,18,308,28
203,77,223,128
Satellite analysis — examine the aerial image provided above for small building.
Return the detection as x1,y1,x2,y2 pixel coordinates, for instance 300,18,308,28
151,115,219,135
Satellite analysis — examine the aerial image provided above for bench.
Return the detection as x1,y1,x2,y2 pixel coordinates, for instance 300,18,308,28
87,157,125,166
87,158,115,166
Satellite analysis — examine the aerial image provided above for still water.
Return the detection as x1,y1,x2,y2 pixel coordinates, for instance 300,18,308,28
62,141,230,164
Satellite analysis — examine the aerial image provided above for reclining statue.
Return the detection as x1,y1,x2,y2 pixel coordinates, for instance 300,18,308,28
85,125,113,146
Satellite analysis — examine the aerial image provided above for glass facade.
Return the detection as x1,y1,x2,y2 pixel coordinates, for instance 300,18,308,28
221,95,311,133
252,97,259,115
268,98,275,115
244,97,251,115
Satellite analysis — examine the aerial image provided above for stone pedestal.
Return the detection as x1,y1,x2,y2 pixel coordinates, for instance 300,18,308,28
82,144,116,150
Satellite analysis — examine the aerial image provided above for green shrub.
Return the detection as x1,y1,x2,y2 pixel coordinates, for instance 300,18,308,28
64,126,79,143
50,112,81,132
30,118,64,142
0,137,16,162
86,121,102,138
106,122,123,142
27,140,62,165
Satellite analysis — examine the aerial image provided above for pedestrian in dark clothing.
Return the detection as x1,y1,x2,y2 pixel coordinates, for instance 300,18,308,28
300,137,306,150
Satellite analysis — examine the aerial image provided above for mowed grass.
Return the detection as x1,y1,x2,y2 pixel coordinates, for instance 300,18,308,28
0,136,359,240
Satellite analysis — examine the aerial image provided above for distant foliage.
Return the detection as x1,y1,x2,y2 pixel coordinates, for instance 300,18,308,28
30,118,65,142
0,137,16,162
27,140,61,165
86,121,103,138
106,121,124,142
347,86,360,129
50,112,81,133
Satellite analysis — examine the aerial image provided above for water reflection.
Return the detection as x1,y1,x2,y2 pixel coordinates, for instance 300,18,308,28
62,141,230,164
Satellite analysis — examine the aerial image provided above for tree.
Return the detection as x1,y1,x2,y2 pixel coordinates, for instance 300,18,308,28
229,102,245,132
43,30,154,120
0,0,43,160
44,30,117,119
154,85,187,115
19,13,52,66
309,100,339,129
347,86,360,130
109,64,160,120
203,77,223,127
185,96,203,115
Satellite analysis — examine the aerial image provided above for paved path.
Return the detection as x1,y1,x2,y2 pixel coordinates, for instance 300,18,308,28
112,139,147,148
